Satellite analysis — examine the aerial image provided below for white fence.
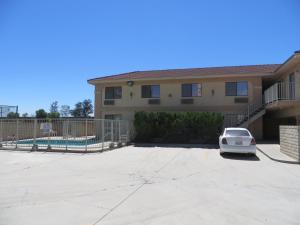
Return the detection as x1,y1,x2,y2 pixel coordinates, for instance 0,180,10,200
264,82,296,104
0,118,132,152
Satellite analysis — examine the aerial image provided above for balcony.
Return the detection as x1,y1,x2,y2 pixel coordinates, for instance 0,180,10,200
264,82,300,110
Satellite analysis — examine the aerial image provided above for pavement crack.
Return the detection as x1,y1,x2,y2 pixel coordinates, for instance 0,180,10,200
93,182,146,225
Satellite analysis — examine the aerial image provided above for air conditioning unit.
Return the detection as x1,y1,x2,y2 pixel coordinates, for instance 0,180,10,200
104,100,115,105
181,99,194,104
234,97,248,103
148,99,160,105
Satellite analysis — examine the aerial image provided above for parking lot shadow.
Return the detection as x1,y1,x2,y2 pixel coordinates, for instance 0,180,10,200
220,153,260,161
133,143,219,149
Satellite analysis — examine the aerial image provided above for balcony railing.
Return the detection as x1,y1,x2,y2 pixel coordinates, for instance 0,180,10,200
264,82,296,104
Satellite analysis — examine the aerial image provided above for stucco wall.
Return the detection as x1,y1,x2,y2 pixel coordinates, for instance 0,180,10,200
280,125,300,161
94,76,262,120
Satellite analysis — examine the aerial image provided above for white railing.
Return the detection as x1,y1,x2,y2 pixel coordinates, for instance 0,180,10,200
264,82,296,104
0,118,133,152
224,101,264,128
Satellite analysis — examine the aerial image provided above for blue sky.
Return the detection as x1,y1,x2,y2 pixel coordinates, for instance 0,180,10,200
0,0,299,115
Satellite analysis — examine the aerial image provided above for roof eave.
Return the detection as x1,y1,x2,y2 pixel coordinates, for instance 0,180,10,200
274,51,300,75
87,72,275,85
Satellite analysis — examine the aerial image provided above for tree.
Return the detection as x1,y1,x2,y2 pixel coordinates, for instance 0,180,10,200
71,102,84,117
82,99,93,117
7,112,19,118
22,113,29,117
70,99,93,118
36,109,48,118
48,112,60,118
50,101,59,113
60,105,71,117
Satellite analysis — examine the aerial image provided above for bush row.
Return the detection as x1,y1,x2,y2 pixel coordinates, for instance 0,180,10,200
134,111,224,144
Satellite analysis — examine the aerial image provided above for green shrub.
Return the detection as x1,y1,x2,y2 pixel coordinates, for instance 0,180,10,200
134,111,223,144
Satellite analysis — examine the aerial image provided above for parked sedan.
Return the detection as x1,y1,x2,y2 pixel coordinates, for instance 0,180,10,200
219,128,256,155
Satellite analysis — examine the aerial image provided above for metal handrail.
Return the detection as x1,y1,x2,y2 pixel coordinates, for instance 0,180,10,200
264,82,296,104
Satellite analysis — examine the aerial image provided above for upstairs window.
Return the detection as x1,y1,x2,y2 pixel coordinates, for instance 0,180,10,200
141,85,160,98
225,82,248,96
182,83,202,97
105,87,122,99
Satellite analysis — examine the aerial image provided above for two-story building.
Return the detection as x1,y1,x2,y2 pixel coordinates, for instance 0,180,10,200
88,50,300,140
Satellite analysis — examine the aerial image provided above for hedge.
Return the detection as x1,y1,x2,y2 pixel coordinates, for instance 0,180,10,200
134,111,224,144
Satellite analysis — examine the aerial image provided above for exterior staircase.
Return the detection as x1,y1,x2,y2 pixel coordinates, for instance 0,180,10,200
224,103,266,128
237,105,266,128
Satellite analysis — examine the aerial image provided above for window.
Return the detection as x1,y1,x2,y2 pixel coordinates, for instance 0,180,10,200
105,87,122,99
182,84,202,97
225,82,248,96
141,85,160,98
225,129,250,137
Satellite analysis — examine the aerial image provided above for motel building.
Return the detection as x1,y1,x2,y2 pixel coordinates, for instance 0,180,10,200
88,50,300,141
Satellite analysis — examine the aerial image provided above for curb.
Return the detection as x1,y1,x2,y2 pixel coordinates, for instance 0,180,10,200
256,147,300,165
0,147,121,154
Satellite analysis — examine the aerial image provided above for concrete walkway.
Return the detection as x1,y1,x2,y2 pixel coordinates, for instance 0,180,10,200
1,146,300,225
256,143,299,164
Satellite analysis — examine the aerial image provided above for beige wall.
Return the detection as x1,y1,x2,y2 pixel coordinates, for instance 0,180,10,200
93,76,262,120
280,126,300,161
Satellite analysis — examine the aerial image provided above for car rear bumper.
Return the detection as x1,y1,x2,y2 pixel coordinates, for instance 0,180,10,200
220,144,256,154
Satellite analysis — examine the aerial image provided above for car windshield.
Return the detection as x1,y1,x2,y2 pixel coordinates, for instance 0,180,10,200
225,130,250,137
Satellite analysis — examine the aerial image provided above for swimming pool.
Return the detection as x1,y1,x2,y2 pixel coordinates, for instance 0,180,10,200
18,138,99,146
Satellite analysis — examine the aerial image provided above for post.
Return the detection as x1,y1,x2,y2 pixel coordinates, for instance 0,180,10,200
102,120,104,150
126,121,129,143
85,119,88,151
66,120,69,150
111,120,114,142
47,120,50,149
247,105,250,121
33,119,37,145
118,120,121,143
0,119,3,142
16,119,19,149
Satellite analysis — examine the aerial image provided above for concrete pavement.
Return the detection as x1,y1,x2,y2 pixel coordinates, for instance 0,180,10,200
257,143,299,164
0,145,300,225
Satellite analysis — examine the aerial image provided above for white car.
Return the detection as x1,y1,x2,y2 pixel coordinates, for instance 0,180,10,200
219,128,256,155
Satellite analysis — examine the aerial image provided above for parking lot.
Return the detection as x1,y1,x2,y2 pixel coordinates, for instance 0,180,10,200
1,145,300,225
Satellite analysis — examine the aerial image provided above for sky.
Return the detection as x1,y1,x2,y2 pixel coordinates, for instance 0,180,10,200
0,0,299,115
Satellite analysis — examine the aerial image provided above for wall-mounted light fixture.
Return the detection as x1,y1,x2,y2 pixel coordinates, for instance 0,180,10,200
127,81,134,87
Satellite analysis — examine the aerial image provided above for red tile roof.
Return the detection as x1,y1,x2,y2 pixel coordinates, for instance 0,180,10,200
88,64,280,83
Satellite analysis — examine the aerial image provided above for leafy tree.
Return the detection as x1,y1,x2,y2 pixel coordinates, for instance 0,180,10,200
7,112,19,118
48,112,60,118
71,99,93,118
50,101,59,113
60,105,71,117
22,113,29,117
71,102,84,117
82,99,93,117
35,109,48,118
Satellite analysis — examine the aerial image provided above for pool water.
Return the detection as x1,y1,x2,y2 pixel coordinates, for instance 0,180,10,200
18,138,99,146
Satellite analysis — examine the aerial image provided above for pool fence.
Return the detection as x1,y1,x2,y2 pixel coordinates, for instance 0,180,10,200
0,118,133,152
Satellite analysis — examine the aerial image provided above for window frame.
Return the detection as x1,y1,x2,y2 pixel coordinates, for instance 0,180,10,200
141,85,160,98
105,86,122,100
181,83,202,97
225,81,248,97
